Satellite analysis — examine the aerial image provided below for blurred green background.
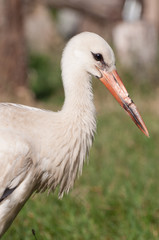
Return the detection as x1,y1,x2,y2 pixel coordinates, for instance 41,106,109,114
1,0,159,239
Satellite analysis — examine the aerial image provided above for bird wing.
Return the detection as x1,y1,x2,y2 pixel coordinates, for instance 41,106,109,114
0,131,33,201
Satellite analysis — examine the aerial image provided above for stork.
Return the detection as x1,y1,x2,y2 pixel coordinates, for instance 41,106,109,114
0,32,149,237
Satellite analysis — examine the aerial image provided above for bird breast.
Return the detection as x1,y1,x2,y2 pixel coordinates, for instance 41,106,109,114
37,110,96,198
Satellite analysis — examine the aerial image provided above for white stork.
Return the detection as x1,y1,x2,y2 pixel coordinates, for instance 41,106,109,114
0,32,149,237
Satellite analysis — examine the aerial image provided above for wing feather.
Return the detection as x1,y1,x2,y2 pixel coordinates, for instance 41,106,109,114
0,131,33,198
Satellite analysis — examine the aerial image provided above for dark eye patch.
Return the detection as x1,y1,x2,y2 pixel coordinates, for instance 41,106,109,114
91,52,104,62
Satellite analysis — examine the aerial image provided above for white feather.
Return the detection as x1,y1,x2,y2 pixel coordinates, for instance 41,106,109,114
0,32,116,237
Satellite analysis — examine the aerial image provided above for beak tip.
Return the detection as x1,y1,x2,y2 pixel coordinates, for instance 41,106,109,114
145,130,150,138
141,125,149,138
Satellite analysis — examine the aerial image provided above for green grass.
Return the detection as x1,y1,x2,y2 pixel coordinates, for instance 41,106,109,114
2,51,159,239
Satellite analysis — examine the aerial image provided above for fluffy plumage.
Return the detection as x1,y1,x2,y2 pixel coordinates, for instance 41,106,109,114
0,31,149,237
0,32,115,236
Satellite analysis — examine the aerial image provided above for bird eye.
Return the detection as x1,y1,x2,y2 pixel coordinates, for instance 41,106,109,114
91,52,103,62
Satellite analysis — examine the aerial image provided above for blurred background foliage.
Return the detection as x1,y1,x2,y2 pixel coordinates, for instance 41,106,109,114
0,0,159,239
28,53,61,99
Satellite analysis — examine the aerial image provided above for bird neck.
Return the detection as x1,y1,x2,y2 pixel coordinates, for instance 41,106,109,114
62,69,95,116
53,69,96,197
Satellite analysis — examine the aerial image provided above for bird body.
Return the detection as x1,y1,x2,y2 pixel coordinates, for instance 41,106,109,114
0,32,149,237
0,99,95,234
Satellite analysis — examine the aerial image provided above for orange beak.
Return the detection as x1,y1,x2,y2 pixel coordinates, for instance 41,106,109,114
99,69,149,137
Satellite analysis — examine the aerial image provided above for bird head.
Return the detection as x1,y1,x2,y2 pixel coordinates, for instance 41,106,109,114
62,32,149,137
